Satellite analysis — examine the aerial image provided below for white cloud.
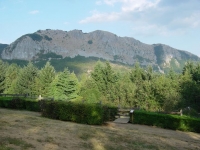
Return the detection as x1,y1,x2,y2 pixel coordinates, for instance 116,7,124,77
96,1,103,5
121,0,160,12
79,12,120,23
83,0,200,37
29,10,39,15
182,12,200,28
84,0,160,24
96,0,120,6
132,24,185,37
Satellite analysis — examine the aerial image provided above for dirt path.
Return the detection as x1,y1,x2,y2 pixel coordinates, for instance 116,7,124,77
0,108,200,150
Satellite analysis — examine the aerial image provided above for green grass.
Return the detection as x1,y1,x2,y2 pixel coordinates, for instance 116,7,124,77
0,137,35,150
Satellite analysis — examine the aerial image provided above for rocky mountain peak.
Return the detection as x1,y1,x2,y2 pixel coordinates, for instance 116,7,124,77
1,29,199,72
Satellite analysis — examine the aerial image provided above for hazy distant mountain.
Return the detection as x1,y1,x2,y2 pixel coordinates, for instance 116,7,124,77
0,43,8,56
1,29,199,72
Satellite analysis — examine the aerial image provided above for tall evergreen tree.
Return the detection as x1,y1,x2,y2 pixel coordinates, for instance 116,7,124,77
0,60,8,93
4,64,20,94
36,61,56,97
115,74,136,107
91,61,118,102
79,76,102,103
15,62,38,95
50,68,79,100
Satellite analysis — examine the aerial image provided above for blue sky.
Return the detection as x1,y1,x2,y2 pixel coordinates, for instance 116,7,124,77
0,0,200,57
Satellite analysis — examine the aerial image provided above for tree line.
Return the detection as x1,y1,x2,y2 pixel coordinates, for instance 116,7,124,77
0,59,200,112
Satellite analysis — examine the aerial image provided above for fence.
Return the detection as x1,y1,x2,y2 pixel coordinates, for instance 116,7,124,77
0,94,53,100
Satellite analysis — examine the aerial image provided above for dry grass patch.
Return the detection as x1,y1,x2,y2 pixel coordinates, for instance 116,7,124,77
0,108,200,150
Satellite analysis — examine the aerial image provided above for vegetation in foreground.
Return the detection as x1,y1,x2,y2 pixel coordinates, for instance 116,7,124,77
0,58,200,113
0,108,200,150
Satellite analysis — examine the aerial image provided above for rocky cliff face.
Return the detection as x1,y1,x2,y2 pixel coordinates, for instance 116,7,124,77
0,44,8,56
1,29,199,70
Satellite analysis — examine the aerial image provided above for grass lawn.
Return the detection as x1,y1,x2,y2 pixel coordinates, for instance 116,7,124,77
0,108,200,150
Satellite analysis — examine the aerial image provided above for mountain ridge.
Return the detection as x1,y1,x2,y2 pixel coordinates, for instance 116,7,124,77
1,29,199,72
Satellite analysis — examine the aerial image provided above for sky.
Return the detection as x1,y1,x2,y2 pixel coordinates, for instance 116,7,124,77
0,0,200,57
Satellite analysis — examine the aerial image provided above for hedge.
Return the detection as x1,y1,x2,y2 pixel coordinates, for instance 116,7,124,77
0,97,118,125
0,97,40,112
131,110,200,133
40,100,118,125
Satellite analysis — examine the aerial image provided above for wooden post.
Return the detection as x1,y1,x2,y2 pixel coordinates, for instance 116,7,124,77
109,109,110,121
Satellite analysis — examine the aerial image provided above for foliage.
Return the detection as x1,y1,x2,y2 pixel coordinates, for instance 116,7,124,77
15,62,39,95
88,40,93,44
27,33,43,42
79,75,102,103
40,100,117,125
49,68,79,100
0,58,200,113
91,61,118,102
44,35,52,41
37,52,62,59
0,60,8,93
4,63,20,94
35,61,56,97
132,110,200,133
0,97,40,112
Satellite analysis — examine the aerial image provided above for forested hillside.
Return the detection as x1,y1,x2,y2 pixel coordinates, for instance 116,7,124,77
0,59,200,113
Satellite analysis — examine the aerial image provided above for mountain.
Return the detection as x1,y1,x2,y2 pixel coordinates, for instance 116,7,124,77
0,43,8,56
1,29,199,72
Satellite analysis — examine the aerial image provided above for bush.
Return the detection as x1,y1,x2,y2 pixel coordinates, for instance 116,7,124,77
131,110,200,133
182,107,200,118
27,33,43,42
40,100,117,125
8,97,25,109
44,35,52,41
88,40,93,44
0,97,40,112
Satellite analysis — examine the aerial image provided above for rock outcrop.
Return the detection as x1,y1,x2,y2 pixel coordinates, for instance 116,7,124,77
1,29,199,70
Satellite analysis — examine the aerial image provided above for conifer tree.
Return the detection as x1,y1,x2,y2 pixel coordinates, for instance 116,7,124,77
4,63,20,94
0,60,8,93
79,76,101,103
50,68,79,100
91,61,118,102
15,62,38,95
36,61,56,97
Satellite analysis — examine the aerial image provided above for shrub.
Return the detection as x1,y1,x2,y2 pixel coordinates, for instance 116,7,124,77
88,40,93,44
131,110,200,133
25,100,41,112
0,97,40,112
40,100,117,125
182,107,200,118
8,97,25,109
27,33,43,42
44,35,52,41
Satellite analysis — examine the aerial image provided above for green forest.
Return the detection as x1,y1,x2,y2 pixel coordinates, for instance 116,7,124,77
0,59,200,114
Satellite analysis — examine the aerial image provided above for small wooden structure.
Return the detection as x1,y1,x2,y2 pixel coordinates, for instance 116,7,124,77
113,109,131,124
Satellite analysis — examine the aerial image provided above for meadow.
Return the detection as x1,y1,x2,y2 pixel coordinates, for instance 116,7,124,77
1,108,200,150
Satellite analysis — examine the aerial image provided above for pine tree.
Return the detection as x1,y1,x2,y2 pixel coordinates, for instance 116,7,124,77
91,61,118,102
79,76,101,103
4,63,20,94
0,60,8,93
50,68,79,100
115,74,136,107
15,62,38,95
36,61,56,97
